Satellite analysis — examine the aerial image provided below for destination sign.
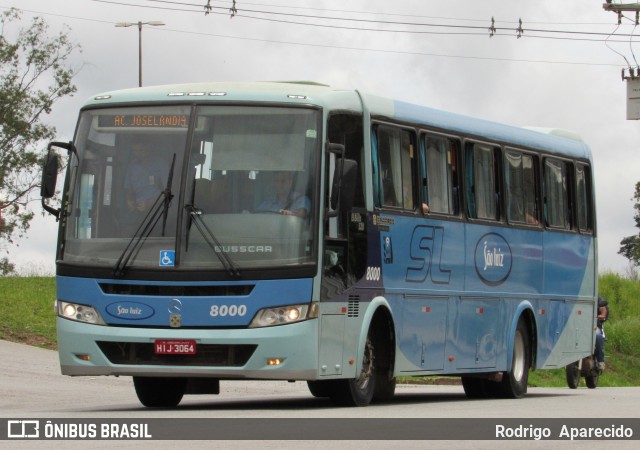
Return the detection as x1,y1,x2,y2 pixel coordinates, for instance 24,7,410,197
98,114,189,128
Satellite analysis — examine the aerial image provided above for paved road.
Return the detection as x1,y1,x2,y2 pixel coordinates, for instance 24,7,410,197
1,340,638,449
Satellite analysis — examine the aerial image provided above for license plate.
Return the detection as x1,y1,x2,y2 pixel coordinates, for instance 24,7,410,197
154,339,196,355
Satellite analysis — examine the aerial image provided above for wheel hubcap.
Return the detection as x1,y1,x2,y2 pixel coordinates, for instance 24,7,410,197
356,337,374,390
513,330,525,381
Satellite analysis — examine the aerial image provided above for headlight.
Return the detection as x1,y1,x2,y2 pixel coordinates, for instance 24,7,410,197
57,300,106,325
249,303,317,328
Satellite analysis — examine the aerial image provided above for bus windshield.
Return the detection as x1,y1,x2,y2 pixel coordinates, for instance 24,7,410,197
63,104,319,272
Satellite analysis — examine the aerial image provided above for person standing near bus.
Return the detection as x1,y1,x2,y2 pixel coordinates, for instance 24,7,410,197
595,296,609,371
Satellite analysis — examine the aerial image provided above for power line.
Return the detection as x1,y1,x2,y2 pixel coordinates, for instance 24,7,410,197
89,0,640,41
151,24,624,67
0,3,631,67
144,0,619,27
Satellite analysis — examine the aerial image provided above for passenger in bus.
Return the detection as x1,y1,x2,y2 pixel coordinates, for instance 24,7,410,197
194,176,231,214
257,171,310,218
383,179,397,207
124,141,169,213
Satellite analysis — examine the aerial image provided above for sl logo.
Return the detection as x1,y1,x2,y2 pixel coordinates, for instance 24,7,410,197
406,225,451,284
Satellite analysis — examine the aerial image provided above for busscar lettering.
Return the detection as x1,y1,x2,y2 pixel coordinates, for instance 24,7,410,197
214,245,273,253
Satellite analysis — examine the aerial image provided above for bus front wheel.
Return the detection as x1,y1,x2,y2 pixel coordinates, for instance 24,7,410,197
329,335,376,406
133,376,186,407
307,380,332,398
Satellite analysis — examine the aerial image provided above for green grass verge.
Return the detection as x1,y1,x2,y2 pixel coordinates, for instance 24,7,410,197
0,276,57,349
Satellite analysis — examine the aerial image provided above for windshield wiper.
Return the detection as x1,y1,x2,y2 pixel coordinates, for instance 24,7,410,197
184,204,241,277
113,154,176,278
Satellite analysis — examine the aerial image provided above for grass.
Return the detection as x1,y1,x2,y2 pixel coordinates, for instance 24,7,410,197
0,276,57,349
1,274,639,387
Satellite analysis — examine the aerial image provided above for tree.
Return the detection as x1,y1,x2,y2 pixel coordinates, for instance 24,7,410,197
0,8,79,274
619,181,640,267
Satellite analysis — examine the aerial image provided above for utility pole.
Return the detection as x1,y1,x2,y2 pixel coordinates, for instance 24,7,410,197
603,2,640,119
603,1,640,25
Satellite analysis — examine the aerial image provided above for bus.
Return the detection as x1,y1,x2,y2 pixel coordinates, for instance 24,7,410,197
41,81,597,407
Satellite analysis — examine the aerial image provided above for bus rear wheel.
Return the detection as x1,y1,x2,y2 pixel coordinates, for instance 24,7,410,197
329,335,376,406
133,376,186,407
462,377,490,399
495,318,530,398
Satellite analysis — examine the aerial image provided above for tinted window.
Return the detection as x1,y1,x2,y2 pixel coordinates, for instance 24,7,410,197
375,125,416,210
544,158,572,230
466,143,499,220
505,150,539,225
576,163,593,232
421,134,460,215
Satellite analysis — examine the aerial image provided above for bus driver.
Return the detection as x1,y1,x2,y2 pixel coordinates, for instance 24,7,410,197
257,171,310,218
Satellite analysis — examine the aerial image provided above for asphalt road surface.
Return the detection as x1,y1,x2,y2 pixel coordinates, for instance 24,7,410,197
1,339,638,449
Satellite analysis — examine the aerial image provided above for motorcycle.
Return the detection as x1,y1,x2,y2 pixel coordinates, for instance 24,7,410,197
565,353,601,389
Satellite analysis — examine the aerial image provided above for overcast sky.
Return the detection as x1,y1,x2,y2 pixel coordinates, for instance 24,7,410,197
2,0,640,275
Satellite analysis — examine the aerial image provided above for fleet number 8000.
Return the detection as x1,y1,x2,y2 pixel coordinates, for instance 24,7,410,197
210,304,247,317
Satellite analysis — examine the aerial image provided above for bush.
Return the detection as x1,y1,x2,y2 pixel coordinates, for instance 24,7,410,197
605,318,640,356
599,272,640,356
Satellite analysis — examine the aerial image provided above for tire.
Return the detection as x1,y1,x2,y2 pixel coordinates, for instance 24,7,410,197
329,335,376,406
565,362,581,389
373,375,396,402
495,318,530,398
133,376,187,407
585,371,599,389
307,380,333,398
462,377,491,399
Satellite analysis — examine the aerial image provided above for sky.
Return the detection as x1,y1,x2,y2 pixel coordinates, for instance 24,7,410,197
1,0,640,275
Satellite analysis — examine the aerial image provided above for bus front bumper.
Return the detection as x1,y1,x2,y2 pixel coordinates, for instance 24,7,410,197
57,316,319,380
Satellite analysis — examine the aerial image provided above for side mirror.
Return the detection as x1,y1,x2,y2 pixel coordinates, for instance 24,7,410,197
41,152,59,199
41,141,73,219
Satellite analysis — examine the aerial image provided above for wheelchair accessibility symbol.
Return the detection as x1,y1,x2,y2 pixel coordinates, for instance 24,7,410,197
159,250,175,267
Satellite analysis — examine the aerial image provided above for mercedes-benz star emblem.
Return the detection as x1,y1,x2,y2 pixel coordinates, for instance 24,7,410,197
168,298,183,315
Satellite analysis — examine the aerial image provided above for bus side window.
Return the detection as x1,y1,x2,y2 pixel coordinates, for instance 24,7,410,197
505,149,539,225
576,163,593,233
544,158,573,230
466,143,500,221
374,125,416,210
421,134,460,215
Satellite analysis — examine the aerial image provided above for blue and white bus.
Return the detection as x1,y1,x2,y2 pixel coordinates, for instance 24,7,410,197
42,81,597,407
